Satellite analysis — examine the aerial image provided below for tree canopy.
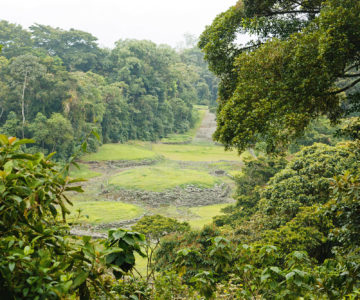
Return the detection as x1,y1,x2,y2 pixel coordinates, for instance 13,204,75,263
0,23,218,160
199,0,360,153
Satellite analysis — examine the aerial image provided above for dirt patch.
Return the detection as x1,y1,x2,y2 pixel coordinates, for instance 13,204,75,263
193,110,217,143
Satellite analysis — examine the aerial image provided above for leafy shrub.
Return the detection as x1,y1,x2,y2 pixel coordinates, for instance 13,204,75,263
0,135,145,299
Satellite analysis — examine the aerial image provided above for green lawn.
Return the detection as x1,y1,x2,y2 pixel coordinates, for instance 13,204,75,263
70,163,102,179
109,165,220,191
68,201,143,224
188,203,230,229
81,143,158,161
152,144,246,162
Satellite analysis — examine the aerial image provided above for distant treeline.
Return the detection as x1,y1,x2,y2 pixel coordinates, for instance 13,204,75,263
0,21,218,159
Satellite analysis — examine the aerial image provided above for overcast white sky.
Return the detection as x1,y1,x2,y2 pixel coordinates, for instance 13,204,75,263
0,0,236,48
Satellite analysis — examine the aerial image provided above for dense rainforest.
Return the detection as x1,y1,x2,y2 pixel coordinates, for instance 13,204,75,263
0,21,218,159
1,0,360,299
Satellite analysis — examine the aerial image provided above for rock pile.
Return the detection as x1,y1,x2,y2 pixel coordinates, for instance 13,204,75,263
104,183,232,207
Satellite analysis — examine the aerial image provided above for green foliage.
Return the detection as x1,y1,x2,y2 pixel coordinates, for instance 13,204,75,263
261,205,334,262
30,24,102,72
0,21,32,58
155,225,223,283
105,228,146,279
190,270,216,299
289,117,345,153
153,271,194,299
0,135,106,299
0,22,217,160
0,135,152,299
260,142,359,227
179,46,218,107
111,276,152,299
152,140,360,298
133,215,190,242
236,155,286,210
133,215,190,282
160,106,206,144
327,166,360,249
215,155,286,227
199,0,360,153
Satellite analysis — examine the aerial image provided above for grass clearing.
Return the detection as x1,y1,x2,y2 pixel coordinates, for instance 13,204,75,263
152,144,247,162
68,201,143,224
70,163,102,179
81,143,158,161
188,203,230,229
109,165,220,192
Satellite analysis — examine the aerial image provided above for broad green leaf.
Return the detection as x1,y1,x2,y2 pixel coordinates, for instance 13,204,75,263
72,271,89,288
13,139,35,146
270,266,281,274
285,271,295,280
91,129,100,141
9,262,15,272
0,134,8,145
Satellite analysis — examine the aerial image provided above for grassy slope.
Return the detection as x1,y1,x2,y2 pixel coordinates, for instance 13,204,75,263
68,201,143,224
109,165,220,191
70,163,102,179
82,143,158,161
152,144,247,162
188,203,228,229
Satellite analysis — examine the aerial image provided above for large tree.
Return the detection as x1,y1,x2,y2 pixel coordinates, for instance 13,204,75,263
30,24,101,72
0,21,32,58
199,0,360,153
8,54,46,137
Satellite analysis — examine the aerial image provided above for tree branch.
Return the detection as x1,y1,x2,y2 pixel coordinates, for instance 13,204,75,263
341,73,360,78
264,9,320,17
132,267,143,278
345,64,360,73
330,77,360,95
239,43,263,52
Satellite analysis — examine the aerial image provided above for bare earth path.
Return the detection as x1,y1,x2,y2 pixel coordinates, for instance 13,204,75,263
193,110,217,143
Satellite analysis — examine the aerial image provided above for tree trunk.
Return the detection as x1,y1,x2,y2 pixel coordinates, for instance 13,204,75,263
79,282,90,300
21,70,28,139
